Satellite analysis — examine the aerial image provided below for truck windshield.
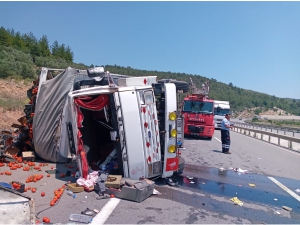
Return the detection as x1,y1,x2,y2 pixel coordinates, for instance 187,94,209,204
182,100,213,114
214,108,230,116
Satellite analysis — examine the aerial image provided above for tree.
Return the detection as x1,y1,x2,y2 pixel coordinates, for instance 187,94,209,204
12,32,25,50
229,82,233,87
0,26,13,46
51,40,59,56
64,45,74,62
38,35,51,57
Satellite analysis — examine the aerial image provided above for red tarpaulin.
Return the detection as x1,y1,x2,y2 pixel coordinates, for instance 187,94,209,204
74,95,109,179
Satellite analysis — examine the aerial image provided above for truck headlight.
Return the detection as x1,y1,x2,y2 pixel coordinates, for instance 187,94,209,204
170,129,177,138
168,145,176,153
169,112,177,121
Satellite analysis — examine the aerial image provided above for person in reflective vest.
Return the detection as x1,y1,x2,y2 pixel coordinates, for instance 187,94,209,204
221,114,234,154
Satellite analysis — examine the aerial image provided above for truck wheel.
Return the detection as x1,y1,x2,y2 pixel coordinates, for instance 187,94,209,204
158,79,189,93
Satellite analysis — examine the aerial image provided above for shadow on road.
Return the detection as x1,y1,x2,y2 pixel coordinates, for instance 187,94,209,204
184,136,212,141
212,150,223,154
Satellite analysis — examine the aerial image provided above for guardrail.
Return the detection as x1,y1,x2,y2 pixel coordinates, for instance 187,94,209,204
234,121,300,137
232,123,300,152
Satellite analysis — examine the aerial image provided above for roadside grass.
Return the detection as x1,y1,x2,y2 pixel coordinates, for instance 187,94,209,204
0,98,27,111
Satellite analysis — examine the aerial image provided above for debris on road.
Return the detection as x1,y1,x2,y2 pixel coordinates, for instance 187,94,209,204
81,208,99,217
233,168,248,173
153,189,162,195
295,188,300,193
274,198,278,201
69,213,93,223
248,183,256,187
230,197,243,206
282,206,293,211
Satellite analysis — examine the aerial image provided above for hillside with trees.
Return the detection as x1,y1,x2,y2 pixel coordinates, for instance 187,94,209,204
0,26,300,116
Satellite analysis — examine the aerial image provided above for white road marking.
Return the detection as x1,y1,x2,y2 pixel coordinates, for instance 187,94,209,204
214,137,221,142
91,198,121,224
268,176,300,202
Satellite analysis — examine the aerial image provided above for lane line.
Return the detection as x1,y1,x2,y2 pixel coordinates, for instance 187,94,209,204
91,198,121,224
268,176,300,202
214,137,221,142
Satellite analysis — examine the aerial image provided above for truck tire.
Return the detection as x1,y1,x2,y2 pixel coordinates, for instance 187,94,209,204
158,79,189,93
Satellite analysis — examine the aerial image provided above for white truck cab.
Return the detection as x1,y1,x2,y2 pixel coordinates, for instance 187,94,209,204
213,100,230,129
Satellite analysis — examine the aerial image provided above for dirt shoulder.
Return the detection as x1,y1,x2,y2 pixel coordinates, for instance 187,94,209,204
0,79,33,130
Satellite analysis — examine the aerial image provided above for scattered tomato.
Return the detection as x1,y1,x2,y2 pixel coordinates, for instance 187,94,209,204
41,192,45,197
43,217,50,223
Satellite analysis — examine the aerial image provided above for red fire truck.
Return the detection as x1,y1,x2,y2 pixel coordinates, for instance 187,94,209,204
181,79,215,139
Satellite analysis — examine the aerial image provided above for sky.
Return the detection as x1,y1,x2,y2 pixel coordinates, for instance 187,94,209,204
0,1,300,99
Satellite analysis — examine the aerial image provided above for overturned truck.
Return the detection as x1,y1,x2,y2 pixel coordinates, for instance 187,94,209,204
18,67,187,180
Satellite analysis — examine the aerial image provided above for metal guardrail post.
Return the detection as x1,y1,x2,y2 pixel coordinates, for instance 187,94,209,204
233,123,300,152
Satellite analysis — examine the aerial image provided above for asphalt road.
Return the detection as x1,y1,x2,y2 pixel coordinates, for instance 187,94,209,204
1,130,300,224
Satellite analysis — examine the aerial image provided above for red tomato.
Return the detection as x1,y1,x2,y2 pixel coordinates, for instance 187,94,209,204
41,192,45,197
43,217,50,223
